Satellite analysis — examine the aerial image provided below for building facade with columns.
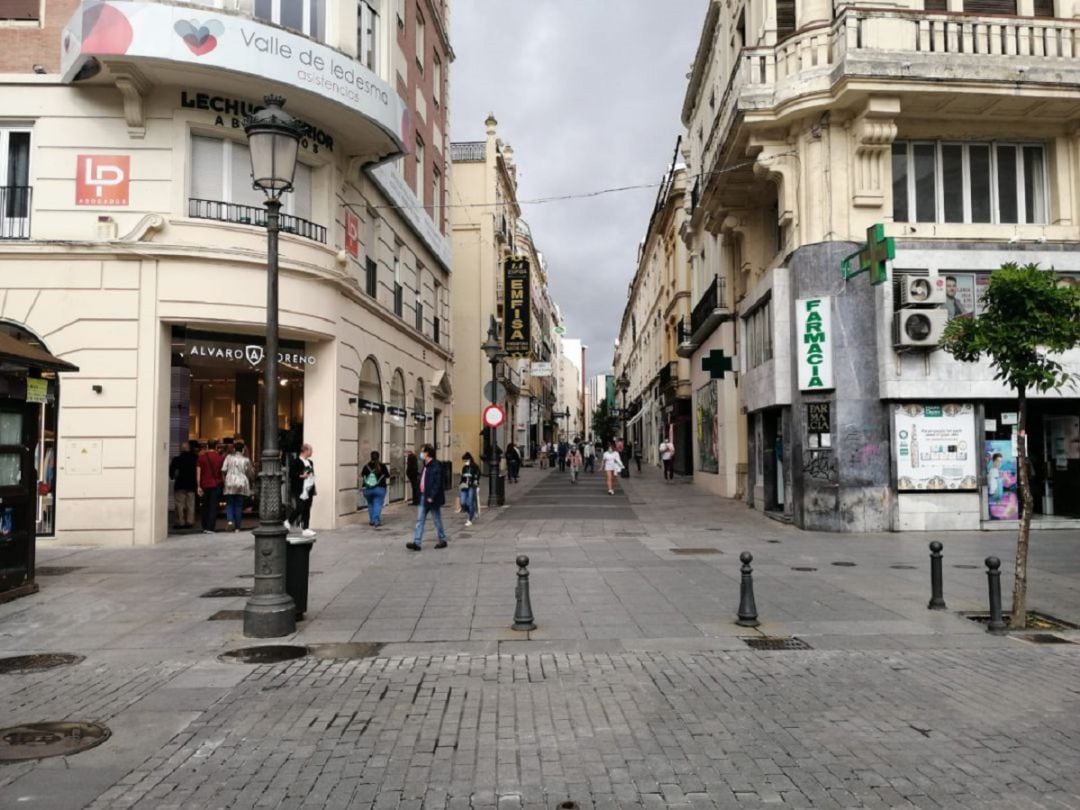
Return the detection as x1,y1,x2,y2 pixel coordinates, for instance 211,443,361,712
0,0,453,545
682,0,1080,531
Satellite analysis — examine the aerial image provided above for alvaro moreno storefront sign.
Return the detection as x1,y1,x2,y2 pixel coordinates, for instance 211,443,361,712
182,333,315,369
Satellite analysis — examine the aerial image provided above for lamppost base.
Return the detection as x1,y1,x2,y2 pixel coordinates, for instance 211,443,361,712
243,595,297,638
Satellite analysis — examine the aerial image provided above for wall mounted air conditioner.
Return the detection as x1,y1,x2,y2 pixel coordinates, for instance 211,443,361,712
893,309,947,348
899,272,946,307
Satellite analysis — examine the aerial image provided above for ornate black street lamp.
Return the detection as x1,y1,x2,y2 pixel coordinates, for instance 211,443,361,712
481,315,506,507
242,95,303,639
617,372,630,478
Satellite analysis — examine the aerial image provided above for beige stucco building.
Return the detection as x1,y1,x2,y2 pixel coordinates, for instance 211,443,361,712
681,0,1080,530
0,0,453,545
449,116,561,463
613,148,693,472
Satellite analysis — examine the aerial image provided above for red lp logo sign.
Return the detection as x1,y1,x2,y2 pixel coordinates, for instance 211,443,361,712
76,155,131,206
345,210,359,258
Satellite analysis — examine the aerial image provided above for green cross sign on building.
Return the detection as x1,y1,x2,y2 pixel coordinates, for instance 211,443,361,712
702,349,734,379
841,223,895,285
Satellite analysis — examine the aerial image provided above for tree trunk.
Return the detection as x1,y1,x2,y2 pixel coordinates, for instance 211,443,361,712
1012,386,1032,629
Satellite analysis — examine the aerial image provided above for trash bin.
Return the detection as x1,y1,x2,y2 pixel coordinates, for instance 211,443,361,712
285,536,315,620
496,474,506,506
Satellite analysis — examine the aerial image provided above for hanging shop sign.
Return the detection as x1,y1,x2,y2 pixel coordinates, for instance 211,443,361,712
61,1,407,152
894,403,977,491
182,335,315,368
25,379,48,404
75,155,130,206
796,297,833,390
345,209,360,258
180,91,334,152
413,411,429,423
529,362,552,377
503,256,531,357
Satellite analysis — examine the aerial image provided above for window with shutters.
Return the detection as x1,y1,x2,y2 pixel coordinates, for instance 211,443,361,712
0,128,31,239
254,0,325,40
963,0,1018,13
775,0,796,42
189,135,318,237
1032,0,1054,16
357,1,381,71
923,0,947,10
0,0,39,21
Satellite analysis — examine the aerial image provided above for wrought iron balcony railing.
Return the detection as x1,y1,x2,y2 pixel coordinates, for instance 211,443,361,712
0,186,31,239
690,274,728,335
188,198,327,243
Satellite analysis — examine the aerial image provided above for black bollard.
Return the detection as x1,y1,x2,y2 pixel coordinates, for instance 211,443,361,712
927,541,947,610
512,555,536,631
736,551,760,627
985,556,1007,635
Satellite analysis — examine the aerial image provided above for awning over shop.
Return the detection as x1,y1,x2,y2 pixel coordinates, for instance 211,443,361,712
0,332,79,373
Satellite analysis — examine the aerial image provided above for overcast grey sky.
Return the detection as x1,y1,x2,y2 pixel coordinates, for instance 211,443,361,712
449,1,708,378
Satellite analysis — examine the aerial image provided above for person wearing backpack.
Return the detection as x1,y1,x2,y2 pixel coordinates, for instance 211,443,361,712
459,451,481,526
360,451,390,528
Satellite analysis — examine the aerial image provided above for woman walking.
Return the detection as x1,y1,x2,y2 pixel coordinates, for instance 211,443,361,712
221,441,255,532
360,451,390,528
568,443,583,484
459,451,481,526
602,441,625,495
286,443,317,538
539,442,549,470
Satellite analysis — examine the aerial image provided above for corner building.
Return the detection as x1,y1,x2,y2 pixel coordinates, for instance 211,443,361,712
682,0,1080,531
0,0,453,545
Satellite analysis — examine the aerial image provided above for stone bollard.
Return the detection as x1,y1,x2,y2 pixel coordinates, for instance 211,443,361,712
512,555,536,631
927,541,947,610
985,556,1007,635
736,552,760,627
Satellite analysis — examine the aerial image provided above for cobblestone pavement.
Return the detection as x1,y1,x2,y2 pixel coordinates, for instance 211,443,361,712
2,465,1079,808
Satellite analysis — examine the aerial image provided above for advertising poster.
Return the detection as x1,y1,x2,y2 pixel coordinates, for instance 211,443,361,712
985,439,1018,520
694,382,719,473
894,403,977,490
502,256,531,357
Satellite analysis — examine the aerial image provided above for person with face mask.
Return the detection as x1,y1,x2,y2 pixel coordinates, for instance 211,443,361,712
406,444,447,551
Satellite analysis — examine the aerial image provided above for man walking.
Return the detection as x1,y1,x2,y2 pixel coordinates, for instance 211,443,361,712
557,438,568,472
196,439,224,533
659,436,676,481
405,449,420,505
407,444,448,551
583,439,595,473
170,440,199,530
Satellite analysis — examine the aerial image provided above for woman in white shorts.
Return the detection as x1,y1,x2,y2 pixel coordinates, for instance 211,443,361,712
601,441,624,495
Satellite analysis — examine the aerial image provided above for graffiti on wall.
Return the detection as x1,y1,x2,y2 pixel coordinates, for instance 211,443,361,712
694,381,719,474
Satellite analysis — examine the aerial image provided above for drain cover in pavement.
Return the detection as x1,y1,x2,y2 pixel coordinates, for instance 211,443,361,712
670,548,723,555
35,566,84,576
307,642,385,659
765,539,782,544
890,564,918,570
208,610,244,621
0,722,110,761
742,637,812,651
953,564,978,569
219,645,309,664
831,561,857,567
791,566,818,572
201,587,253,598
1016,634,1075,645
0,653,85,674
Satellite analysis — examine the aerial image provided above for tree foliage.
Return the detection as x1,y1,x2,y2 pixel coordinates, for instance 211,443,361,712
590,400,620,445
940,262,1080,628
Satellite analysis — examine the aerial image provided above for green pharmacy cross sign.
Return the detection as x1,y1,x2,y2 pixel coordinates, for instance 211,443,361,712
841,223,895,285
702,349,734,380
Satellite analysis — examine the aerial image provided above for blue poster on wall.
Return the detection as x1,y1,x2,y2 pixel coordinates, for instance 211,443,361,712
985,439,1018,520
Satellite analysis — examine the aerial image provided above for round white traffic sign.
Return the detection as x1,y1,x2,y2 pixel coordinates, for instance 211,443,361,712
482,405,505,429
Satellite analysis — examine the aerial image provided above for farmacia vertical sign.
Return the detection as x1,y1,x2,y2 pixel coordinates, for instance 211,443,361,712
503,256,531,357
797,297,834,390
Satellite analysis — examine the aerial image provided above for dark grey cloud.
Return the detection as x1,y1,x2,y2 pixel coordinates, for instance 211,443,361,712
450,1,707,377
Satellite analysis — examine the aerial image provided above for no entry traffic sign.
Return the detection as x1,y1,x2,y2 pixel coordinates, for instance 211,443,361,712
482,405,505,429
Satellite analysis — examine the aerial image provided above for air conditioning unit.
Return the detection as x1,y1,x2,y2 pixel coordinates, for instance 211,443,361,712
893,309,947,348
899,273,946,307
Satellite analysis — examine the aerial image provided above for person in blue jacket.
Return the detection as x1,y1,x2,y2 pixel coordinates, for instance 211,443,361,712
406,443,448,551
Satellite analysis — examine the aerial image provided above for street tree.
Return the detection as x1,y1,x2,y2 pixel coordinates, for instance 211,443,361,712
590,400,620,446
940,262,1080,628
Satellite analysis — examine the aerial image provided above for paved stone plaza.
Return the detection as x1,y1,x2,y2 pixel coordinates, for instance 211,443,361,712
1,466,1079,809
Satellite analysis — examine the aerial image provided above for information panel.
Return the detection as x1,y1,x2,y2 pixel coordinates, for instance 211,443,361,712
894,403,977,490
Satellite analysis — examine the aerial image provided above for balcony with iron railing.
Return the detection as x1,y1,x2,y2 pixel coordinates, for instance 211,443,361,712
678,275,731,357
0,187,31,239
450,141,486,162
657,361,677,391
696,6,1080,187
188,199,327,244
